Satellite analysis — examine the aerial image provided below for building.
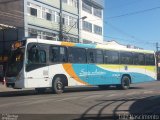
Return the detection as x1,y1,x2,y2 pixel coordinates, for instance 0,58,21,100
0,0,105,76
103,41,127,49
80,0,104,44
103,40,143,50
0,0,79,42
0,0,80,77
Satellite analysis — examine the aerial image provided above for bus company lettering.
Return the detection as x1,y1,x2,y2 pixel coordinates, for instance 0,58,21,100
79,69,106,76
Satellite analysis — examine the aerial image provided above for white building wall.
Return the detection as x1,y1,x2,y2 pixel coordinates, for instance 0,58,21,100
80,0,104,44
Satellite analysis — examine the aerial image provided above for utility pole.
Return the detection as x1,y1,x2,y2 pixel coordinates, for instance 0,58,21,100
156,42,160,80
59,0,63,41
156,42,159,52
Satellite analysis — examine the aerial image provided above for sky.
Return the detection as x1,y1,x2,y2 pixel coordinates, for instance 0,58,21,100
104,0,160,50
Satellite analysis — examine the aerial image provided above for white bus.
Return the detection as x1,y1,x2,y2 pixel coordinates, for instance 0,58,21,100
5,38,157,94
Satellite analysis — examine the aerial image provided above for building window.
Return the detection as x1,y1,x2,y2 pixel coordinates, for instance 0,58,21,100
46,9,52,21
62,14,69,26
30,8,37,16
94,25,102,35
83,21,92,32
52,11,56,22
69,0,78,8
27,2,41,17
82,2,92,14
93,7,102,18
28,28,58,41
28,28,39,38
42,8,52,21
55,12,60,23
68,36,78,43
69,16,77,28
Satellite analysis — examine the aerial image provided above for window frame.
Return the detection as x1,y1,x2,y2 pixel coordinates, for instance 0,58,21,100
94,25,102,35
68,47,87,63
133,53,145,65
87,49,96,64
104,50,119,64
82,1,92,14
93,7,102,18
120,51,133,65
49,45,68,63
26,43,48,72
83,21,92,32
96,49,104,64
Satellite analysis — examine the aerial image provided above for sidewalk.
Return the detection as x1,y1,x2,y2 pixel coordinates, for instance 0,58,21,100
0,83,18,92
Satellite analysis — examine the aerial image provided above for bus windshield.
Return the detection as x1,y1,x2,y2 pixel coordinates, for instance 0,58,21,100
6,48,24,77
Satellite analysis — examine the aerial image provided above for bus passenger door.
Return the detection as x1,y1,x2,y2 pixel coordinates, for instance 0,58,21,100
25,43,49,88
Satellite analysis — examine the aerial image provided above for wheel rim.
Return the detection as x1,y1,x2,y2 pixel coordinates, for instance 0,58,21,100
56,80,63,90
123,78,129,88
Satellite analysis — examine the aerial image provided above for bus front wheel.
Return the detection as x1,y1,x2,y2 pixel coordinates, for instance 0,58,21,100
52,76,64,94
120,76,130,90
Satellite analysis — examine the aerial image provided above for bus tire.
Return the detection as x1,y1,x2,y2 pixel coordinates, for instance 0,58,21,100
52,76,64,94
120,76,130,90
35,88,46,94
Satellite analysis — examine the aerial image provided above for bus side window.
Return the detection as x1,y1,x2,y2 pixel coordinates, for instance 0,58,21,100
68,47,86,63
28,45,46,64
39,50,46,63
145,54,155,65
28,49,39,63
59,47,67,62
50,46,59,62
104,51,119,64
96,50,103,64
120,52,133,65
50,46,67,63
133,53,145,65
87,49,96,63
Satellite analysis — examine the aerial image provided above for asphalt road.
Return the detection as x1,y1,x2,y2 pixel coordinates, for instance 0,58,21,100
0,81,160,120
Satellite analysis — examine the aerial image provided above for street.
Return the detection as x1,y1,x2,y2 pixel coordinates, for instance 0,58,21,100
0,81,160,120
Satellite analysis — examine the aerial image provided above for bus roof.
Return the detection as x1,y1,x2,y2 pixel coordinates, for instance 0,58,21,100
26,38,155,54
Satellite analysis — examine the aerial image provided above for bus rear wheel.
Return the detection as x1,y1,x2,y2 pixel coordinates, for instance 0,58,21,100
52,76,64,94
120,76,130,90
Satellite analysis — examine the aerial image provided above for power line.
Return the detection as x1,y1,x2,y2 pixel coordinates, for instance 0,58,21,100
0,7,157,46
81,17,156,45
107,6,160,19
